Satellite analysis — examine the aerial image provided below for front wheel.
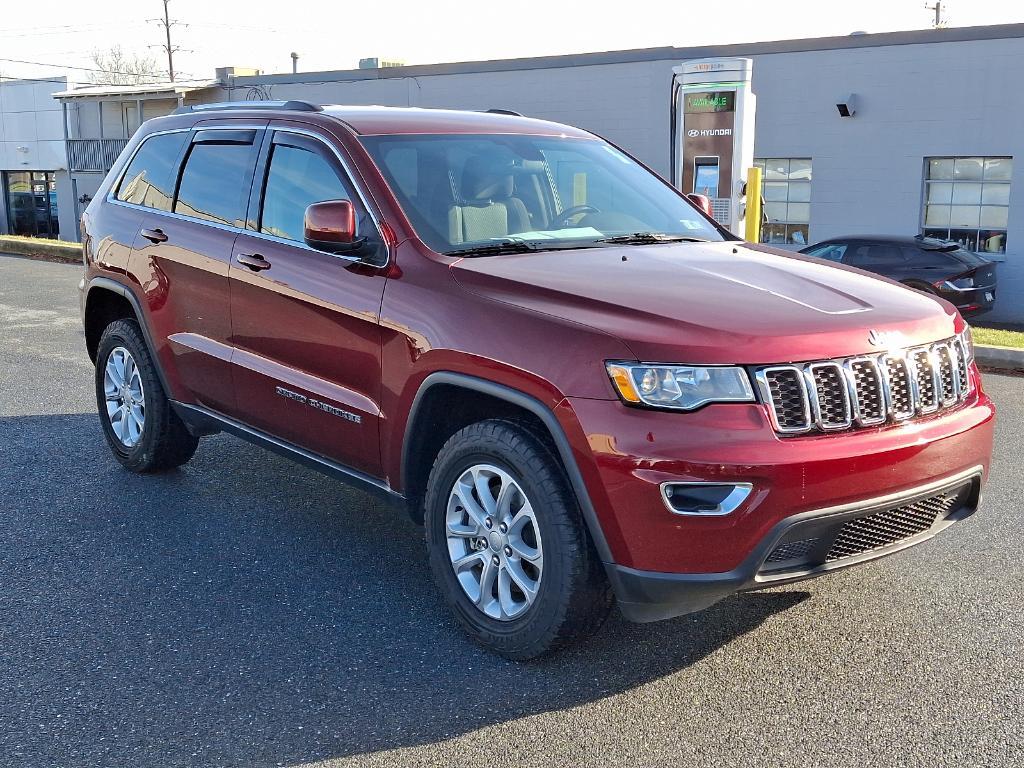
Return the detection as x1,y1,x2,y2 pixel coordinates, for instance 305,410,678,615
424,419,612,659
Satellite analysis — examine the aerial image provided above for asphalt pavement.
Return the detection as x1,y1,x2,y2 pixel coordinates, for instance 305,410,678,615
1,253,1022,768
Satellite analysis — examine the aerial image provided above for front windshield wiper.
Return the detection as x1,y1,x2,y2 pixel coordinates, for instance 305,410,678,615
443,239,601,257
595,232,711,245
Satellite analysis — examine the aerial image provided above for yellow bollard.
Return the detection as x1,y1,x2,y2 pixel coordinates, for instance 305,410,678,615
745,166,763,243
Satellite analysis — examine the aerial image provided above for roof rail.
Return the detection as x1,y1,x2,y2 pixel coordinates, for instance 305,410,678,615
483,108,524,116
172,100,323,115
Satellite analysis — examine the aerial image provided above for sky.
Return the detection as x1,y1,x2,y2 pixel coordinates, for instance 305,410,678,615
0,0,1020,86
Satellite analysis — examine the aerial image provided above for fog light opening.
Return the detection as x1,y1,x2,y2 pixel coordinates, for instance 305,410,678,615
660,482,752,516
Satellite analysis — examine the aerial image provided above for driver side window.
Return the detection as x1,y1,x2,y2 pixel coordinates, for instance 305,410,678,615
260,142,352,242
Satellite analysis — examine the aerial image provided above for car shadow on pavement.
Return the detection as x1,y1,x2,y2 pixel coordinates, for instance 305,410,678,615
0,414,809,767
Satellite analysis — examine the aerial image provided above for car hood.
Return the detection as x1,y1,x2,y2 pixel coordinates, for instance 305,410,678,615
450,241,960,364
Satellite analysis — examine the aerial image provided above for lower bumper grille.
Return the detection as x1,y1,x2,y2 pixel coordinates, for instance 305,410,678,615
824,491,960,561
759,478,978,576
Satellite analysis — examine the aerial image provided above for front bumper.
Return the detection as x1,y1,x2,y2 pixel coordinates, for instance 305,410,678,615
608,466,982,622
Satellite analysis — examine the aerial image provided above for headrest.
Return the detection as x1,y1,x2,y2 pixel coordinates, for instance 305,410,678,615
462,155,514,201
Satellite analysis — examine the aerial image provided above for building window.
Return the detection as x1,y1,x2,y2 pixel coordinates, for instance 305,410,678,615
922,156,1012,255
3,171,59,239
754,158,811,246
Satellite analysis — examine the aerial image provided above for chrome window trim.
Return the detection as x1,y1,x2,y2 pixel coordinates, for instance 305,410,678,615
659,482,754,517
106,123,391,266
755,365,812,434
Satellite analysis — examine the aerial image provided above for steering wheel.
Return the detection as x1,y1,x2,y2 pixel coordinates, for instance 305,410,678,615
551,204,600,228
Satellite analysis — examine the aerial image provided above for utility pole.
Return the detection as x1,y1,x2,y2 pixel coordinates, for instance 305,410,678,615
153,0,182,82
925,1,946,29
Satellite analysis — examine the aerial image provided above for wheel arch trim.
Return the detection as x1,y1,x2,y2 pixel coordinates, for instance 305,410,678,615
84,277,173,397
402,371,615,564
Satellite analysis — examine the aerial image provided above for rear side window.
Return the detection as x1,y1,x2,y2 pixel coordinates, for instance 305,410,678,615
174,141,255,227
260,143,351,242
846,244,901,267
116,132,188,210
901,247,955,267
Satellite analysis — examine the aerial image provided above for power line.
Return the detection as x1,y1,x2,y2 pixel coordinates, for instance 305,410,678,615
0,55,176,79
0,69,207,89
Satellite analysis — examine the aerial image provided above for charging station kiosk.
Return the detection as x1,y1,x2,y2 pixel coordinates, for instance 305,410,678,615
672,58,756,237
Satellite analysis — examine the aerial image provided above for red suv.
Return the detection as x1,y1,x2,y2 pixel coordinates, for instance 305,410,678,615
80,102,994,659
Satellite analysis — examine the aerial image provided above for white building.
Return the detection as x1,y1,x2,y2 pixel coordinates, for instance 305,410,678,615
0,76,68,239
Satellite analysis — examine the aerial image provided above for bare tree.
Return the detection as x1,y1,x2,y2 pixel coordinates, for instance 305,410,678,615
88,46,163,85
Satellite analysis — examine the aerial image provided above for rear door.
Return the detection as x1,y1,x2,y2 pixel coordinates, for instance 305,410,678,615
227,125,388,477
132,122,264,414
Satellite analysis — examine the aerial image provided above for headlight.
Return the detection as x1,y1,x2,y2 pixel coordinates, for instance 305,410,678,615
606,362,755,410
960,326,974,363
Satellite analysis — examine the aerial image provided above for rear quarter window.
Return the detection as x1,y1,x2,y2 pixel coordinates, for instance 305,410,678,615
115,132,188,210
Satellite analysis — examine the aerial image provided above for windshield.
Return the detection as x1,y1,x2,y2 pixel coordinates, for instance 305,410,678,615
359,133,727,254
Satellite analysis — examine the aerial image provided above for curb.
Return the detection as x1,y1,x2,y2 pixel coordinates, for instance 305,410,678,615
975,344,1024,372
0,236,82,264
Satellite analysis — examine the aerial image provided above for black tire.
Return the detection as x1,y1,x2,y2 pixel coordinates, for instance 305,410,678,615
94,318,198,472
424,419,612,660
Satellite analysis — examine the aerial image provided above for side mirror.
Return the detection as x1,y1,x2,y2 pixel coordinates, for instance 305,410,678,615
687,193,714,218
304,199,362,254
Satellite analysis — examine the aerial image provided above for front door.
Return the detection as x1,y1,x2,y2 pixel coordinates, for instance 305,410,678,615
228,127,388,477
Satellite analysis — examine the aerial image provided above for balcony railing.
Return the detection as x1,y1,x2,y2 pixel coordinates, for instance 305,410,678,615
67,139,130,172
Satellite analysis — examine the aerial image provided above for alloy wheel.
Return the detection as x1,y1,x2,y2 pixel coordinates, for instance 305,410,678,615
103,346,146,448
445,463,544,620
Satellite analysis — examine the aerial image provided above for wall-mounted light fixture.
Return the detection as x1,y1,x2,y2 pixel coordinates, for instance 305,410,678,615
836,94,858,118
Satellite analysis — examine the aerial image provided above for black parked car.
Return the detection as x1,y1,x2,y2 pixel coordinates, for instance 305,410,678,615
800,235,997,316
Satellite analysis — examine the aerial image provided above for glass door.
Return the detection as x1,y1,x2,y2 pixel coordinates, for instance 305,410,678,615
4,171,59,238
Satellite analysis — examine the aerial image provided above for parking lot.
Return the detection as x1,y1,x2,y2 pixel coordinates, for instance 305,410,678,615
1,253,1022,768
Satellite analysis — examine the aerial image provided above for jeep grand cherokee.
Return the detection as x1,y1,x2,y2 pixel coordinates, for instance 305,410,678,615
80,101,994,659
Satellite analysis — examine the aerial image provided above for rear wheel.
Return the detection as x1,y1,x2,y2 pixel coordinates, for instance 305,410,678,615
94,319,198,472
424,419,612,659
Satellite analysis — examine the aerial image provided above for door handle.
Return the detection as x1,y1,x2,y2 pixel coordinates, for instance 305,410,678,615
140,228,167,244
236,252,271,271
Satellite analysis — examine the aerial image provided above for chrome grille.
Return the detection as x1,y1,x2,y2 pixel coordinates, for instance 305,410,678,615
882,354,914,420
935,344,958,406
846,358,885,425
909,348,939,413
808,362,851,429
756,336,971,435
758,366,809,433
953,339,970,394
